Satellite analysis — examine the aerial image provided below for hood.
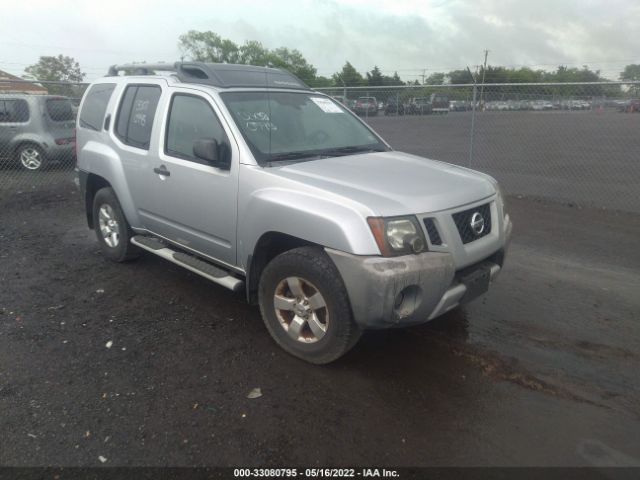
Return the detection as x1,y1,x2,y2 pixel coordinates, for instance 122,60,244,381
270,151,496,216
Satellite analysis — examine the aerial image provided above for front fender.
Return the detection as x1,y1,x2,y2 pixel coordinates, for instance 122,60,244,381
239,187,380,269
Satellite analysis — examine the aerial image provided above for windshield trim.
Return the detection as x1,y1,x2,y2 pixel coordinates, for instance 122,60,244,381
219,90,389,166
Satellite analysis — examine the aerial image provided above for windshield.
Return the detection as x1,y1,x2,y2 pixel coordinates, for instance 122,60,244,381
46,98,74,122
220,91,387,164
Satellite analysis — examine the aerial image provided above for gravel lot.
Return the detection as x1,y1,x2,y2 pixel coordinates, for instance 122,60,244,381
1,181,639,467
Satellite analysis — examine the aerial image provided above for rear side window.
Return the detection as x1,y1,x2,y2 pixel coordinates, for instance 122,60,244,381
165,94,228,162
79,83,116,131
46,98,74,122
0,99,30,123
115,85,161,150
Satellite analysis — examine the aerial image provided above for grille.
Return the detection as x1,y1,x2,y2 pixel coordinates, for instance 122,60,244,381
452,203,492,244
423,218,443,245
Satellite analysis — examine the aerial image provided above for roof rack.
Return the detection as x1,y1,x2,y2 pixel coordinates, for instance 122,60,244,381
106,62,310,90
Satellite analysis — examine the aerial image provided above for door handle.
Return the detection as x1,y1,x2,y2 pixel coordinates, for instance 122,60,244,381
153,165,170,176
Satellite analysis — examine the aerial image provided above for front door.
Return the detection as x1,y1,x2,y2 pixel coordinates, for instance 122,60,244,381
147,90,239,267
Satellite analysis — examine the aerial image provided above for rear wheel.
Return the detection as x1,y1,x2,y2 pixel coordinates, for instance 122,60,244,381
17,144,45,171
258,247,361,364
92,187,140,262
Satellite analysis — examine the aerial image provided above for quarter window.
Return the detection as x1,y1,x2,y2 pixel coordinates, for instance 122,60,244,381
79,83,116,131
165,94,228,162
115,85,161,150
46,98,74,122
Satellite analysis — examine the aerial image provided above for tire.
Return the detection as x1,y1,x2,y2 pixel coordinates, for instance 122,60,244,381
92,187,140,262
16,144,46,171
258,246,362,364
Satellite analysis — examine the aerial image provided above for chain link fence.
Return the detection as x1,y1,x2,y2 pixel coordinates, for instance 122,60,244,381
1,79,639,212
318,81,640,213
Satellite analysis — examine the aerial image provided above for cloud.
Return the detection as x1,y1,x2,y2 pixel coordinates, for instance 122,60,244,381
0,0,638,81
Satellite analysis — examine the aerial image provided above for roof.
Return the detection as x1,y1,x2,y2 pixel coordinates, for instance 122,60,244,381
106,62,310,90
0,70,48,94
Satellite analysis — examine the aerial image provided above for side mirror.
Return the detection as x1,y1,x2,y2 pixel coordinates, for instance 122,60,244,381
193,138,230,169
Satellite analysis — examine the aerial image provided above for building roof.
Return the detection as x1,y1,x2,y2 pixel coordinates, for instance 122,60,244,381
0,70,48,94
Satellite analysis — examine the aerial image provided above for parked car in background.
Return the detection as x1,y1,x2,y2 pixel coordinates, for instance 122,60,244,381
408,97,432,115
0,94,76,171
353,97,378,116
384,97,405,115
377,101,384,111
623,99,640,113
449,100,470,112
430,93,450,114
531,100,553,111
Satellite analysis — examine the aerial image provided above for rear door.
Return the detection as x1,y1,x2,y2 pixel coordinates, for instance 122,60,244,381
111,82,165,232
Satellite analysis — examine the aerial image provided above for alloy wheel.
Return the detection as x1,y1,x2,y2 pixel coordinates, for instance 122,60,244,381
273,276,329,343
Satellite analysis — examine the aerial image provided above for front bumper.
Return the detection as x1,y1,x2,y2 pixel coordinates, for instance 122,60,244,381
326,214,512,329
327,248,504,329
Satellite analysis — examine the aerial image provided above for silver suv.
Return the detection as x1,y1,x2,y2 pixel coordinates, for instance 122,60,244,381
76,62,512,364
0,94,76,171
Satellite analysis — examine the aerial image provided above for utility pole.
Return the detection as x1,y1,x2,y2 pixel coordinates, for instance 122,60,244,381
420,69,426,85
479,49,489,110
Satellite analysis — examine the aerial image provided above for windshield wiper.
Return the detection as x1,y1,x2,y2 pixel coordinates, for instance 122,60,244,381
267,151,325,163
322,146,386,157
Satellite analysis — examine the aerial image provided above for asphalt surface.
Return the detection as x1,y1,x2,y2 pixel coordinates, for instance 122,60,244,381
1,182,639,467
366,109,640,213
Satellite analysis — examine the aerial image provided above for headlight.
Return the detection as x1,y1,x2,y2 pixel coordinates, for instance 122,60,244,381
367,216,427,256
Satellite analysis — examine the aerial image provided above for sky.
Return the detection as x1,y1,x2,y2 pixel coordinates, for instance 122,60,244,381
1,0,639,82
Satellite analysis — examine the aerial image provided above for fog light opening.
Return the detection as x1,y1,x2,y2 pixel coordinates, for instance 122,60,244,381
393,285,423,319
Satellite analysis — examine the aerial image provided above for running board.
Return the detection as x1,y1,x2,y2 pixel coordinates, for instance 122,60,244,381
131,236,244,292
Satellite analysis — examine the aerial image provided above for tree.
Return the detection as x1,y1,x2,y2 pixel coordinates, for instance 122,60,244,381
238,40,270,65
309,76,333,88
366,66,384,86
178,30,318,85
447,69,474,84
269,47,317,85
425,72,445,85
333,62,364,87
389,72,404,86
620,64,640,96
178,30,240,63
24,55,85,96
620,64,640,82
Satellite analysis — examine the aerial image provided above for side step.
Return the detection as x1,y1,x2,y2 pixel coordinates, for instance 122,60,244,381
131,236,244,292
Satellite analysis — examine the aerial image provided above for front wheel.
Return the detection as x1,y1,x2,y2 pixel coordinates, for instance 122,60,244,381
258,247,361,364
92,187,140,262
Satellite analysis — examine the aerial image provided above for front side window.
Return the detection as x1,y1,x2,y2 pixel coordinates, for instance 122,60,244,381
165,94,228,162
220,91,386,164
115,85,161,150
0,99,29,123
46,98,74,122
79,83,116,131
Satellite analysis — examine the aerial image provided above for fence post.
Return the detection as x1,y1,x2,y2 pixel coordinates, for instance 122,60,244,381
469,83,477,167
